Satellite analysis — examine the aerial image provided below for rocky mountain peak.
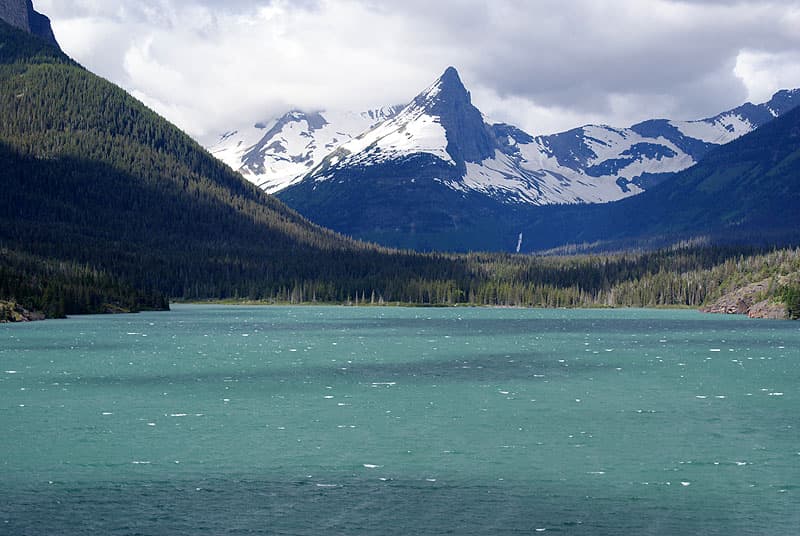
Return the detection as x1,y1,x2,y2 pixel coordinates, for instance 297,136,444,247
409,66,495,166
766,88,799,116
0,0,59,48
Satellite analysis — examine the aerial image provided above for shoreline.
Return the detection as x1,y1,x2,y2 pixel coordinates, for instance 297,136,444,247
4,299,791,324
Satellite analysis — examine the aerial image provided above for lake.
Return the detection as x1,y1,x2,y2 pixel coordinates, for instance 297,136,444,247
1,305,798,535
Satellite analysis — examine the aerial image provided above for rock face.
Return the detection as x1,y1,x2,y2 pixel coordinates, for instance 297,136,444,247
747,300,788,320
0,300,46,322
0,0,59,48
701,279,788,320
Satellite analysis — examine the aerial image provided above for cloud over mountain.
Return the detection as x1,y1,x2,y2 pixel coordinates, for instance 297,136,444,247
36,0,800,141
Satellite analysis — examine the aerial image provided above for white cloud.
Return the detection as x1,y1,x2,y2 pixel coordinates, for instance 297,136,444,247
735,50,800,103
34,0,800,141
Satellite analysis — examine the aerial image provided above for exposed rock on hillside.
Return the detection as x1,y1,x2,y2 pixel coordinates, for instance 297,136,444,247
701,277,795,320
747,300,788,320
0,0,59,48
0,300,45,322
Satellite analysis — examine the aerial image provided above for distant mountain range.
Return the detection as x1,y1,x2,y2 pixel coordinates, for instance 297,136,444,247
506,101,800,253
210,67,798,251
212,67,797,206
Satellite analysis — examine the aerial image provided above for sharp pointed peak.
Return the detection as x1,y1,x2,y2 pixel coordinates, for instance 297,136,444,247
436,66,466,91
411,66,469,108
440,66,461,80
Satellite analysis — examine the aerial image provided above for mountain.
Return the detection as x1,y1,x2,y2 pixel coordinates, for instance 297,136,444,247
210,106,402,192
531,88,798,198
216,67,799,205
488,101,800,253
0,0,58,48
272,67,798,250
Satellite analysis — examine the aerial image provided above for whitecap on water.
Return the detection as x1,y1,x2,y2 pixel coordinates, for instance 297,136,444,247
363,464,381,469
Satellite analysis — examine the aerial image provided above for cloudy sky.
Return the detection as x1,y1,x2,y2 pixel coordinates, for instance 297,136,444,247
36,0,800,143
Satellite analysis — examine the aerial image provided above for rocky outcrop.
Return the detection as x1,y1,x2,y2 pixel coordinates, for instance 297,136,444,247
0,0,28,30
0,300,46,322
701,277,790,320
747,300,788,320
0,0,59,48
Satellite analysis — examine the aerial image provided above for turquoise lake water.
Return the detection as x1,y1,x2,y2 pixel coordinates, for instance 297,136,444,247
1,305,798,535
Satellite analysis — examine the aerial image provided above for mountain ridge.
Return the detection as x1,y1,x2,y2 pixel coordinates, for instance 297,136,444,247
271,68,799,250
213,67,798,213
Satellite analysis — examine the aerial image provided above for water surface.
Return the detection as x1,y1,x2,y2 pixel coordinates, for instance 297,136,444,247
1,305,798,534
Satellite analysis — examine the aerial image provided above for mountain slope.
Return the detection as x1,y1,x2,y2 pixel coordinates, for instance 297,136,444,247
209,107,402,192
507,103,800,253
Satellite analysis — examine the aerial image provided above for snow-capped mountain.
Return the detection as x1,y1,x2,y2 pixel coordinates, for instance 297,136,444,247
211,66,797,205
300,67,798,206
269,67,800,251
209,106,402,193
209,66,798,251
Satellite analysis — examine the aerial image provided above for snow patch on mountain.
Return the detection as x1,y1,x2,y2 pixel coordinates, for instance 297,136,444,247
671,113,754,144
313,78,456,177
209,107,402,193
